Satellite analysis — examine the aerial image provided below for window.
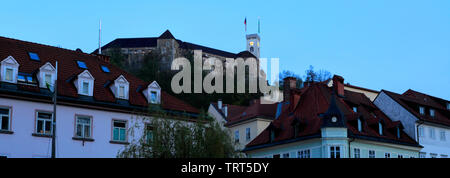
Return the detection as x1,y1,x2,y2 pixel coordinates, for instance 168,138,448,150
0,107,11,131
75,116,91,138
29,52,40,61
357,119,362,132
441,154,448,158
430,109,435,118
398,154,403,158
112,120,127,142
354,148,360,158
418,126,425,137
246,128,251,141
36,112,53,135
100,65,110,73
5,68,13,82
419,152,426,158
430,153,437,158
82,82,89,95
145,124,153,144
118,86,125,99
429,128,435,139
397,127,401,139
234,130,239,143
447,103,450,110
353,107,358,113
77,61,87,69
440,130,446,141
270,130,275,142
385,153,390,158
150,91,157,104
273,154,280,158
44,74,52,85
330,146,340,158
419,106,425,115
282,153,290,158
298,149,311,158
378,122,383,136
369,150,376,158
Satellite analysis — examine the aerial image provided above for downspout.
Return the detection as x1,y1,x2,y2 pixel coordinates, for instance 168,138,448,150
348,137,355,158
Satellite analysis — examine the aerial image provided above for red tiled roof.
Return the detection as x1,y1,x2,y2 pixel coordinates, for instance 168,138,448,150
382,89,450,127
247,83,418,148
0,36,198,114
211,102,248,120
224,99,282,126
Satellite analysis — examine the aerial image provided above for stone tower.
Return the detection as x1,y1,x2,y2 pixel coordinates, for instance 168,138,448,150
246,34,260,59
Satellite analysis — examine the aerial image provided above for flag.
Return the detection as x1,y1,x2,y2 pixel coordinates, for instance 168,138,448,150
244,17,247,32
258,17,260,34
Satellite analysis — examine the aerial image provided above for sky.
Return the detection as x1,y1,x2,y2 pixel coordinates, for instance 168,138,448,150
1,0,449,100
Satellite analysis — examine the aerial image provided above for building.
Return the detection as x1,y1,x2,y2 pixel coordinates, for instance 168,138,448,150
374,89,450,158
94,30,260,70
208,99,287,151
0,36,199,158
244,76,422,158
326,79,380,101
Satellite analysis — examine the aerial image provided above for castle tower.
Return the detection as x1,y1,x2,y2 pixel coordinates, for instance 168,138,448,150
246,34,260,58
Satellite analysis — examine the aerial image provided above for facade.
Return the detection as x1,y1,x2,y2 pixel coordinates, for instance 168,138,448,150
244,76,422,158
208,99,286,151
94,30,259,70
374,89,450,158
0,36,199,158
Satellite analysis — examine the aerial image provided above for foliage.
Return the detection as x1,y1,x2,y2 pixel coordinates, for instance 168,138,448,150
117,109,239,158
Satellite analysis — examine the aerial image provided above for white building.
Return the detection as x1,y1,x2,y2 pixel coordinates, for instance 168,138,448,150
0,36,199,158
374,89,450,158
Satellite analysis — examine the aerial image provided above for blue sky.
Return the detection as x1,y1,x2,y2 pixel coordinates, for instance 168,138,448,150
1,0,449,99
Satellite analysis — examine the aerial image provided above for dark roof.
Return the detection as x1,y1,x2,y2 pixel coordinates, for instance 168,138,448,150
0,36,199,115
93,30,240,58
246,82,420,150
159,30,175,39
223,99,286,126
382,89,450,127
211,102,247,121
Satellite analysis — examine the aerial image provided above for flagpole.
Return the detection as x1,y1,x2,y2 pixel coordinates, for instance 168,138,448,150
51,61,58,158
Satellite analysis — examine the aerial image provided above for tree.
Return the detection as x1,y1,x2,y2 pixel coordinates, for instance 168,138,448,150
117,109,239,158
304,65,331,83
279,70,303,89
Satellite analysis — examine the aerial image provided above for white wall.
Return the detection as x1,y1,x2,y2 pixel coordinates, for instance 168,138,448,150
0,97,148,158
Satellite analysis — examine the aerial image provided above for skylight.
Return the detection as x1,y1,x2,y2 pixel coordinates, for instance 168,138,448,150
29,52,40,61
77,61,87,69
101,65,110,73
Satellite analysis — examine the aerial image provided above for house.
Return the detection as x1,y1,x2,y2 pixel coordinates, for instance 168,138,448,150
0,36,199,158
208,99,288,151
94,30,260,70
326,79,379,101
244,75,422,158
374,89,450,158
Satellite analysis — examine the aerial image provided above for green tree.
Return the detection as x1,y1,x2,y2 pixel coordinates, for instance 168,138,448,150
117,109,239,158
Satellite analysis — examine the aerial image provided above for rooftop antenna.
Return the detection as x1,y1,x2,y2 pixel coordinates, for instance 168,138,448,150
99,20,102,54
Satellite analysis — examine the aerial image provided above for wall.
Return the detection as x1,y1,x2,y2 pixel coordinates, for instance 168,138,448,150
228,118,272,151
0,97,149,158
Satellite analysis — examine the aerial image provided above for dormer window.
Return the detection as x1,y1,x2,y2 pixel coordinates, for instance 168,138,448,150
1,56,19,83
111,75,129,100
419,106,425,115
82,81,89,95
38,62,56,88
144,81,161,104
357,119,362,132
430,109,435,118
75,70,94,96
5,68,13,82
447,103,450,110
378,122,383,136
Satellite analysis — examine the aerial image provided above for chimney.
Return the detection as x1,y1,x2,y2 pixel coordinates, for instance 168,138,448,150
332,75,345,97
283,77,297,102
218,99,223,110
223,104,228,118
